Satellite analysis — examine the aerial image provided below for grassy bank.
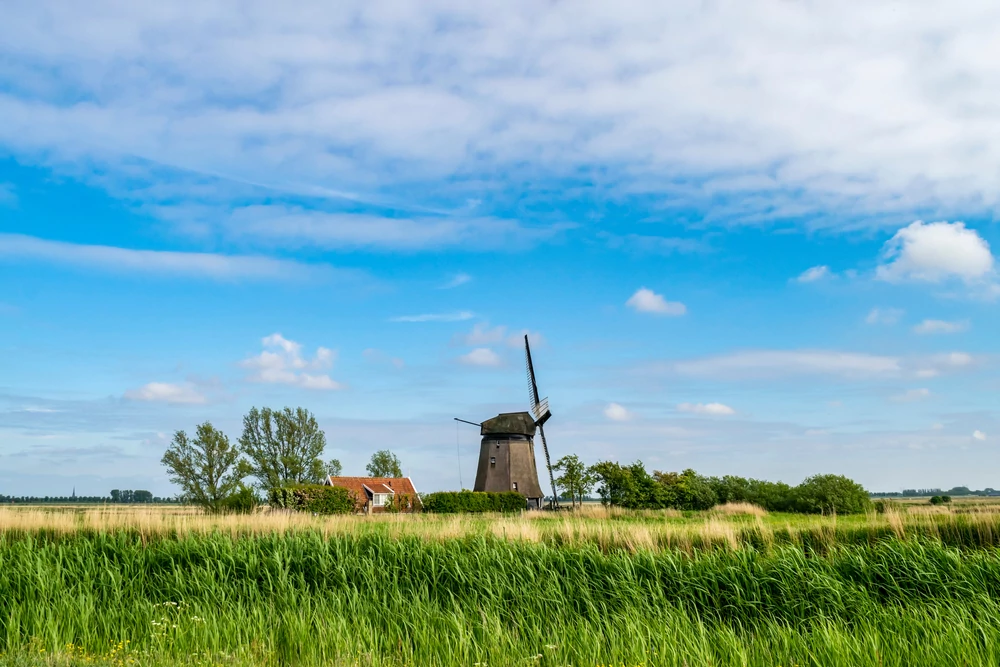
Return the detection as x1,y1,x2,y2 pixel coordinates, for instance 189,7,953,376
4,520,1000,666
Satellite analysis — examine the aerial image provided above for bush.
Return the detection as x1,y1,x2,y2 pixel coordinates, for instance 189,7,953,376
874,498,901,514
794,474,871,515
220,485,260,514
268,484,360,514
421,491,526,513
930,495,953,505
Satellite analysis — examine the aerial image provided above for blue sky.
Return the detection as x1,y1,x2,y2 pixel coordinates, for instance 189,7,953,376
4,1,1000,496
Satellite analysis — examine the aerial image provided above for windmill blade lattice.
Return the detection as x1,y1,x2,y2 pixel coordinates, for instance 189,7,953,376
524,335,558,508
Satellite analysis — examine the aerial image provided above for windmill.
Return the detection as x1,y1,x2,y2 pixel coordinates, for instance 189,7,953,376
455,334,559,510
524,334,559,509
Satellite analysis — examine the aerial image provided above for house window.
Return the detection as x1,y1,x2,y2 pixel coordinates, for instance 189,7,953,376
373,493,392,506
490,456,496,467
512,482,518,491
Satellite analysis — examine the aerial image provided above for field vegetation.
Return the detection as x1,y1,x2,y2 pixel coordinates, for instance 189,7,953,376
5,503,1000,666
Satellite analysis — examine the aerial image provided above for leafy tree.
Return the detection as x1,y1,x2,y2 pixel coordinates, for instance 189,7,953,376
794,474,871,514
161,422,248,513
239,407,328,490
133,490,153,503
110,489,121,503
553,454,596,508
327,458,343,478
366,450,403,477
654,469,717,510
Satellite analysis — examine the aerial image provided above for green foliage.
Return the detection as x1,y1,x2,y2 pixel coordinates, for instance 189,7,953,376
268,484,359,515
326,458,342,477
707,475,796,512
930,495,953,505
873,498,901,514
421,490,526,513
384,492,420,513
366,449,403,477
655,469,718,510
553,454,596,507
160,422,247,513
793,474,872,514
219,485,261,514
238,407,328,491
110,489,154,503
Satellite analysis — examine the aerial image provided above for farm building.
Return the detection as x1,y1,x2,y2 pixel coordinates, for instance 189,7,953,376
323,476,420,513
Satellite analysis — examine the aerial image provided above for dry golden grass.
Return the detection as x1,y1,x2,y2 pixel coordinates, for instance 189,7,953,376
3,503,1000,553
711,501,768,517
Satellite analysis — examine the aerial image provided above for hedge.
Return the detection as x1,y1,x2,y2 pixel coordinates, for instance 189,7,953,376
421,490,527,513
268,484,360,515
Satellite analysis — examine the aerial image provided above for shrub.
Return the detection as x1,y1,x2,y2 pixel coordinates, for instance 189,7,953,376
930,495,953,505
794,474,871,514
874,498,901,514
268,484,360,514
421,491,526,513
385,493,421,513
219,485,260,514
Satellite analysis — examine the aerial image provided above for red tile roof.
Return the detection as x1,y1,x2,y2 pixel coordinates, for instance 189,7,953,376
324,476,418,500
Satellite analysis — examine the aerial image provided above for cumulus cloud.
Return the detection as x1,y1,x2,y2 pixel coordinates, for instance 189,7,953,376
459,348,502,367
877,222,994,284
795,266,832,283
604,403,632,421
454,323,544,348
913,319,969,335
124,382,206,405
241,333,342,390
865,308,903,325
626,288,686,316
974,430,987,441
677,402,736,416
390,311,475,323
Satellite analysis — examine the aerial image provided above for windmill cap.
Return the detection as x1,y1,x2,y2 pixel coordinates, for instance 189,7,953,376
480,412,537,436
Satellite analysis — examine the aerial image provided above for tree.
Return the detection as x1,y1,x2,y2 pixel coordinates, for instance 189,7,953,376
161,422,247,513
110,489,121,503
133,490,153,503
794,474,871,514
327,458,343,477
238,407,328,490
553,454,596,508
366,450,402,477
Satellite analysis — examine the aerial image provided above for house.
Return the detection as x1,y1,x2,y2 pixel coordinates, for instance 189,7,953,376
323,476,420,514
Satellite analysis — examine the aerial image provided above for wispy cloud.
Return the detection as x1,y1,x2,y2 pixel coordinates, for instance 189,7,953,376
0,233,329,281
891,388,931,403
795,266,832,283
441,273,472,289
241,333,342,390
913,319,970,335
124,382,207,405
391,311,475,323
459,348,502,367
677,402,736,416
866,308,904,325
674,350,902,379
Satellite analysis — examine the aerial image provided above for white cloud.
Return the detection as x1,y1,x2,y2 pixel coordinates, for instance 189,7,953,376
974,430,987,441
391,311,475,323
913,319,969,335
678,402,736,416
877,221,994,284
455,323,544,348
866,308,903,325
795,266,832,283
11,3,1000,229
441,273,472,289
675,350,901,379
0,233,325,281
891,388,931,403
459,348,502,367
604,403,632,421
124,382,206,405
241,333,342,390
626,288,686,316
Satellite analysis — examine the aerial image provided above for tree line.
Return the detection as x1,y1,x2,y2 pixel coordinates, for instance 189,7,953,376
1,491,176,504
552,456,872,514
162,406,404,513
872,486,1000,498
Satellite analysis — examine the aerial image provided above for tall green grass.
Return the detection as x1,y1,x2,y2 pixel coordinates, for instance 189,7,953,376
3,531,1000,665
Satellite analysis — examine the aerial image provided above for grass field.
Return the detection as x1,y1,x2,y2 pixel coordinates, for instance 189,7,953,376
4,502,1000,666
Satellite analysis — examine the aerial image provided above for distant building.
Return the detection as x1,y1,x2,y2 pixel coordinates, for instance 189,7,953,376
323,476,419,514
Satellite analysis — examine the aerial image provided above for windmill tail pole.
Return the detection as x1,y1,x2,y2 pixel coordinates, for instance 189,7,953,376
538,422,559,509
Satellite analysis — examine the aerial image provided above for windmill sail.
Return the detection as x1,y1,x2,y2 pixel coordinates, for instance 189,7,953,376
525,335,559,508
